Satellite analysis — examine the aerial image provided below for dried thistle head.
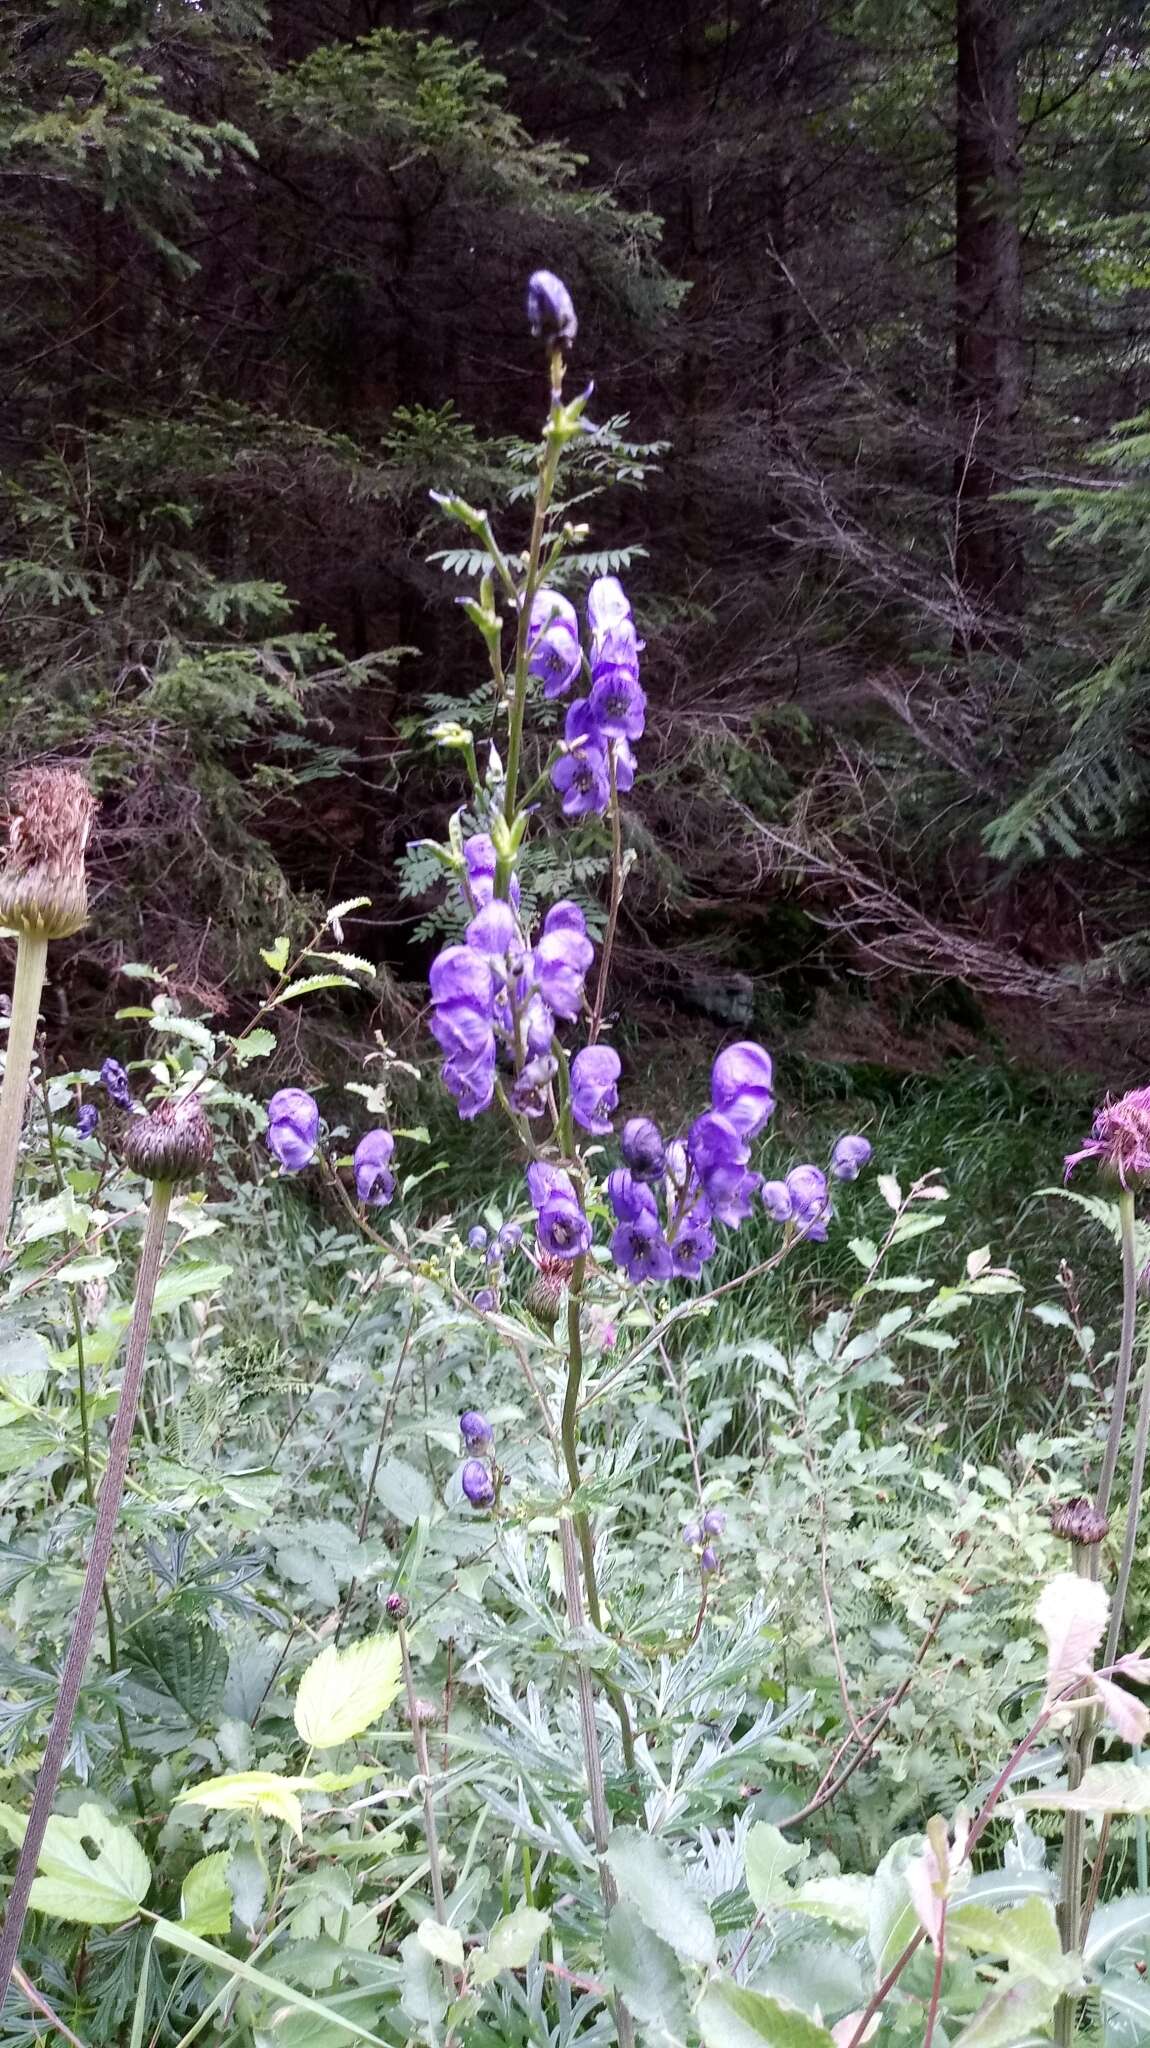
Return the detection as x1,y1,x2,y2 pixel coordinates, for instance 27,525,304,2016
525,1251,569,1329
0,766,95,941
1065,1087,1150,1189
119,1092,214,1185
1049,1496,1110,1547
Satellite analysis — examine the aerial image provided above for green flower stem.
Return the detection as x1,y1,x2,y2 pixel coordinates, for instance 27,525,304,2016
1103,1318,1150,1672
396,1618,447,1927
0,931,49,1250
561,1281,638,1775
0,1178,173,2001
1094,1187,1139,1525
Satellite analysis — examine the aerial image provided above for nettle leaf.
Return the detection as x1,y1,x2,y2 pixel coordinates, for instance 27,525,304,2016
180,1850,232,1936
1017,1763,1150,1816
471,1907,550,1983
293,1634,402,1748
698,1979,835,2047
606,1827,717,1967
29,1805,151,1925
148,1014,217,1059
174,1770,303,1837
128,1616,227,1721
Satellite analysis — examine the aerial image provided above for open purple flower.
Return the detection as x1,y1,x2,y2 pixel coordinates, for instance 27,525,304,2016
442,1047,497,1120
461,1458,496,1508
527,270,577,349
670,1208,714,1278
473,1288,497,1313
511,1052,557,1118
711,1042,775,1139
589,666,646,743
688,1109,748,1185
536,903,594,1019
537,1192,592,1261
528,589,582,700
621,1117,666,1182
353,1129,395,1206
571,1045,621,1133
703,1165,760,1228
611,1217,673,1284
266,1088,320,1172
830,1133,872,1181
552,745,610,819
100,1058,133,1109
1066,1088,1150,1188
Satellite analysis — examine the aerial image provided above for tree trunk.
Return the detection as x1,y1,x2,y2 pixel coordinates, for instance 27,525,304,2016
953,0,1023,626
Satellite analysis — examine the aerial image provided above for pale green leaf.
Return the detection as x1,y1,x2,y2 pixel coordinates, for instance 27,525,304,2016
791,1874,873,1933
877,1174,902,1210
471,1907,551,1984
174,1770,302,1837
953,1976,1061,2047
152,1918,392,2045
293,1634,402,1748
307,950,376,978
744,1821,808,1911
1016,1762,1150,1816
604,1900,691,2036
273,974,355,1004
28,1805,151,1925
326,896,371,922
180,1850,232,1936
416,1918,464,1969
229,1028,277,1066
698,1979,834,2047
949,1896,1080,1992
605,1828,717,1967
148,1014,216,1058
261,936,290,973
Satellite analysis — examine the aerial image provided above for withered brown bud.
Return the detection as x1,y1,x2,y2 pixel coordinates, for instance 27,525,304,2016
1049,1496,1110,1547
525,1253,568,1329
119,1093,214,1184
0,766,95,940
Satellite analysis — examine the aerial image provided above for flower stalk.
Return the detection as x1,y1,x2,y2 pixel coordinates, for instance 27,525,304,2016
0,932,49,1249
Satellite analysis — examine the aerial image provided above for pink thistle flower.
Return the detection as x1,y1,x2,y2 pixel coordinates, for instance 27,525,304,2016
1065,1086,1150,1188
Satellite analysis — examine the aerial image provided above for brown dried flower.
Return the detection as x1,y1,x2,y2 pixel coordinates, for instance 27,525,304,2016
1049,1496,1110,1547
120,1093,214,1184
0,766,95,940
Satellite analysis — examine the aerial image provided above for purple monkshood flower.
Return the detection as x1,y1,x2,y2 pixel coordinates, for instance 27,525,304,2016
831,1133,873,1181
527,270,577,349
528,589,582,700
570,1044,621,1134
499,1221,523,1249
354,1129,395,1206
711,1042,775,1139
511,1053,557,1118
589,659,646,743
552,746,610,819
621,1117,666,1182
611,1217,673,1284
473,1288,497,1313
536,903,594,1020
670,1207,715,1278
587,575,633,643
704,1166,761,1228
688,1110,749,1205
266,1089,320,1172
463,833,496,906
460,1409,493,1447
702,1508,726,1537
100,1058,132,1109
700,1544,719,1574
461,1458,496,1508
683,1523,702,1547
76,1103,99,1140
761,1179,793,1223
565,696,635,793
527,1162,592,1261
607,1167,659,1226
430,944,497,1121
468,1225,488,1250
443,1049,497,1120
430,945,496,1014
467,899,520,959
787,1163,828,1214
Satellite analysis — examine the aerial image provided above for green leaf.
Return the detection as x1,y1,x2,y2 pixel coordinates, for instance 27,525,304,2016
953,1976,1061,2047
1084,1891,1150,1970
417,1918,464,1970
744,1821,808,1911
273,974,355,1004
698,1980,835,2047
307,950,375,978
152,1919,392,2045
0,1801,27,1849
327,897,371,922
791,1875,873,1933
868,1838,920,1976
471,1906,551,1984
293,1634,402,1747
261,936,290,973
174,1771,303,1837
148,1014,216,1059
229,1028,277,1065
128,1616,227,1721
604,1900,691,2036
606,1828,717,1967
949,1896,1079,1992
180,1851,232,1936
1016,1762,1150,1815
28,1805,151,1925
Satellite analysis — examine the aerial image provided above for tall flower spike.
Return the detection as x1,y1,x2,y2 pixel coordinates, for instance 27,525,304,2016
1065,1087,1150,1188
0,765,95,941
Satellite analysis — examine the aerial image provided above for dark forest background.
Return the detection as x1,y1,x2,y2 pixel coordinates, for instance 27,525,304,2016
5,0,1150,1081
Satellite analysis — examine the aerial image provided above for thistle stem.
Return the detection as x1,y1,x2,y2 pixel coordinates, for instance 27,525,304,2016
0,1179,173,2000
0,932,49,1249
1093,1187,1139,1525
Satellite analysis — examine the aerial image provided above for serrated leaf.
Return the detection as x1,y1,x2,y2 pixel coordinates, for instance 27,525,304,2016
273,974,355,1004
417,1918,464,1969
326,897,371,921
308,951,376,978
953,1975,1061,2047
293,1634,402,1748
261,936,290,973
698,1979,835,2047
29,1805,151,1925
128,1616,227,1721
605,1900,691,2034
174,1770,302,1837
877,1174,902,1210
1036,1573,1108,1701
1016,1762,1150,1815
606,1827,717,1967
148,1015,216,1059
229,1028,277,1066
180,1851,232,1936
848,1238,878,1267
745,1821,808,1910
471,1906,551,1983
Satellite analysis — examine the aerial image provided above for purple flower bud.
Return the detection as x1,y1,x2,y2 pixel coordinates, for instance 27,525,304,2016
535,915,594,1021
528,590,582,700
527,270,577,349
100,1058,133,1109
621,1117,665,1181
570,1044,621,1134
830,1134,872,1181
611,1217,673,1284
702,1509,726,1537
587,576,633,641
460,1409,493,1447
461,1458,495,1508
385,1591,409,1621
688,1110,748,1179
683,1523,702,1547
499,1221,523,1249
527,1160,576,1210
76,1103,99,1140
353,1129,395,1206
711,1042,775,1139
761,1179,793,1223
473,1288,497,1312
700,1544,718,1574
787,1164,828,1215
266,1088,320,1172
607,1167,659,1226
468,1225,488,1250
552,744,610,818
467,900,520,960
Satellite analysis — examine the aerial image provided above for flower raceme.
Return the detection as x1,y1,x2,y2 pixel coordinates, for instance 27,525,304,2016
549,575,644,820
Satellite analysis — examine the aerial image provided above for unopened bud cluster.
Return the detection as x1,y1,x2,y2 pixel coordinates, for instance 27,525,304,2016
458,1409,496,1509
683,1506,727,1576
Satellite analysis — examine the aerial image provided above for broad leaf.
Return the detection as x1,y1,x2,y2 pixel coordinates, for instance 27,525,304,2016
175,1770,303,1836
180,1851,232,1936
471,1907,551,1984
293,1634,402,1748
1035,1574,1108,1700
153,1918,391,2045
745,1821,808,1911
416,1918,464,1969
29,1805,151,1925
128,1616,227,1721
953,1975,1060,2047
605,1900,691,2037
606,1827,717,1968
949,1896,1079,1992
1017,1762,1150,1816
698,1979,835,2047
